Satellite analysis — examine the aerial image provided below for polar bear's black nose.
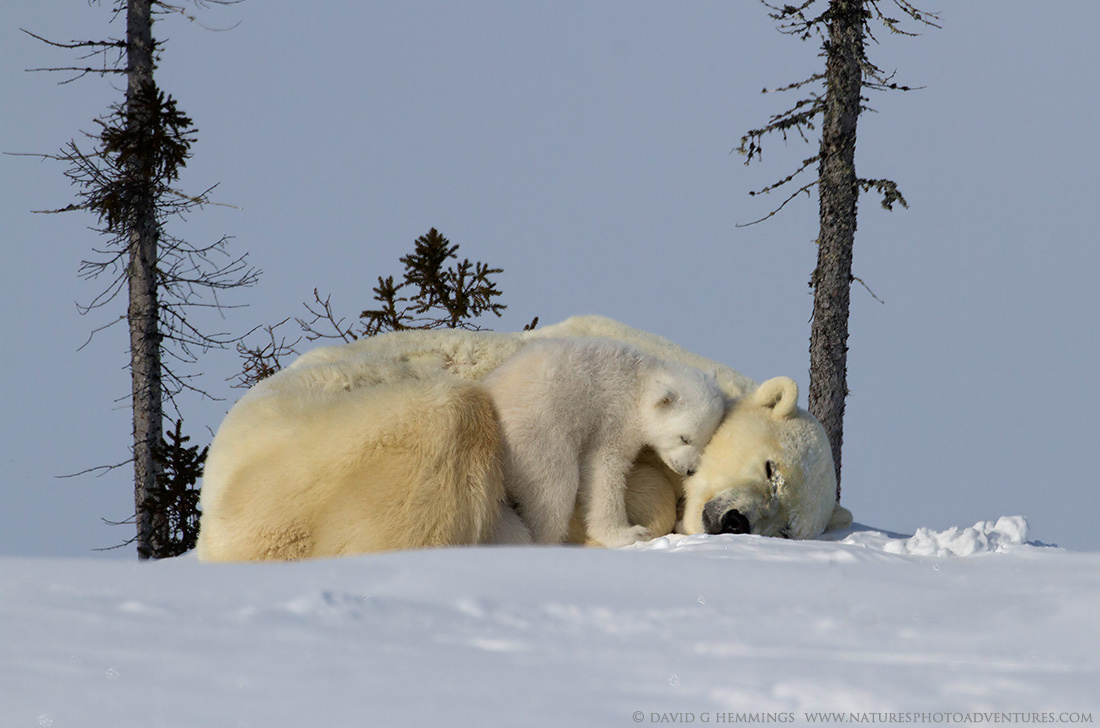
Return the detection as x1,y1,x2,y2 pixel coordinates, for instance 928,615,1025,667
702,504,752,535
685,468,695,477
718,509,750,535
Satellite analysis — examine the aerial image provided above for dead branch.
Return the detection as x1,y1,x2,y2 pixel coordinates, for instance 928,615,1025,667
852,275,885,304
298,288,359,342
57,458,132,479
736,180,819,228
749,154,820,197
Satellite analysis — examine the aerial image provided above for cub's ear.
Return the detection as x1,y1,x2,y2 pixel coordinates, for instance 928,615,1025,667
747,376,799,420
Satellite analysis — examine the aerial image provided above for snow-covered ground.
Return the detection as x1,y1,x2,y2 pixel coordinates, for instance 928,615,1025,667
3,518,1098,727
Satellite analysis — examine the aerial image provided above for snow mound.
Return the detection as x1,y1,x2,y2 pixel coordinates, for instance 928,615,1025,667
4,516,1098,727
632,516,1035,559
880,515,1030,557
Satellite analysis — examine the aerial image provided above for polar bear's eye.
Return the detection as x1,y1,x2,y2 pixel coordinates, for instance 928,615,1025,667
680,436,692,445
765,460,784,498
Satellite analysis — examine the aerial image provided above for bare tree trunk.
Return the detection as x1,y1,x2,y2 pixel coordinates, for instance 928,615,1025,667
809,0,864,503
126,0,165,559
29,0,257,556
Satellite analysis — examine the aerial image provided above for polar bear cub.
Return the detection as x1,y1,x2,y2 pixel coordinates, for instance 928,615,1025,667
483,337,725,547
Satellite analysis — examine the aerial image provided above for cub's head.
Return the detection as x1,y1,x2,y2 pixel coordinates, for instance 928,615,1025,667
680,376,846,540
641,367,725,478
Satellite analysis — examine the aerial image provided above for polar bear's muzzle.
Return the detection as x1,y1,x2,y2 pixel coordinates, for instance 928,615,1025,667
702,501,751,535
697,486,785,538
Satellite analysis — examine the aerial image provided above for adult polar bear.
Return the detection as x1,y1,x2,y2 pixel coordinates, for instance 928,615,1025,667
196,315,851,561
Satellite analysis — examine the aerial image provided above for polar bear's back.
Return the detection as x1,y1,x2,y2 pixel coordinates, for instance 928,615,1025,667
278,314,755,399
197,375,505,561
532,315,755,399
483,338,653,439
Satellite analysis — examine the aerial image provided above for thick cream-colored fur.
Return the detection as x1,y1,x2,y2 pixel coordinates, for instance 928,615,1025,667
283,314,755,398
196,376,503,561
197,315,846,561
679,376,842,540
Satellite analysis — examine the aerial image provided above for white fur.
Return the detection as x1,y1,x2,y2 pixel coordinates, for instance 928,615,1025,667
197,315,846,562
678,376,845,540
483,338,724,548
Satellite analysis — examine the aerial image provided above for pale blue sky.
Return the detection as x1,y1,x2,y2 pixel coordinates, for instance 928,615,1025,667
3,1,1098,555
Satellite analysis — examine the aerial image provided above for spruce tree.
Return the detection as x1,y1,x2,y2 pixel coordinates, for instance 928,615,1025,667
235,228,535,389
738,0,937,500
27,0,255,558
150,420,207,557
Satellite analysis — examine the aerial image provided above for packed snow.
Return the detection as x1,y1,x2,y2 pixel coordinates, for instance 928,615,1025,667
879,516,1033,558
3,518,1098,727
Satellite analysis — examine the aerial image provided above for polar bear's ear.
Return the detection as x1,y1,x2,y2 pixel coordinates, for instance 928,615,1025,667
748,376,799,420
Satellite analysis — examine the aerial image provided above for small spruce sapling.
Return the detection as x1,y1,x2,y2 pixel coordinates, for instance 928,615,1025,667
149,419,207,557
234,228,536,389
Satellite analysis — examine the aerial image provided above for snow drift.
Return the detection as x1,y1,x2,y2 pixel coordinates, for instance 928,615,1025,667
2,518,1098,728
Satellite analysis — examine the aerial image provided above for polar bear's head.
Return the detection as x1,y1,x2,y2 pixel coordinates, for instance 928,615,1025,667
640,367,725,478
680,376,843,540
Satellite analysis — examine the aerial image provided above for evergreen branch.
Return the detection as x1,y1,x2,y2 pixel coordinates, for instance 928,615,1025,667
763,1,832,40
868,0,941,34
737,0,931,227
864,79,925,93
737,95,824,164
33,202,88,214
858,177,908,210
863,67,925,93
242,228,525,388
762,72,826,95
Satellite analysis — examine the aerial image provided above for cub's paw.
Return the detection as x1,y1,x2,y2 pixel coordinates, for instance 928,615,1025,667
596,525,654,548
